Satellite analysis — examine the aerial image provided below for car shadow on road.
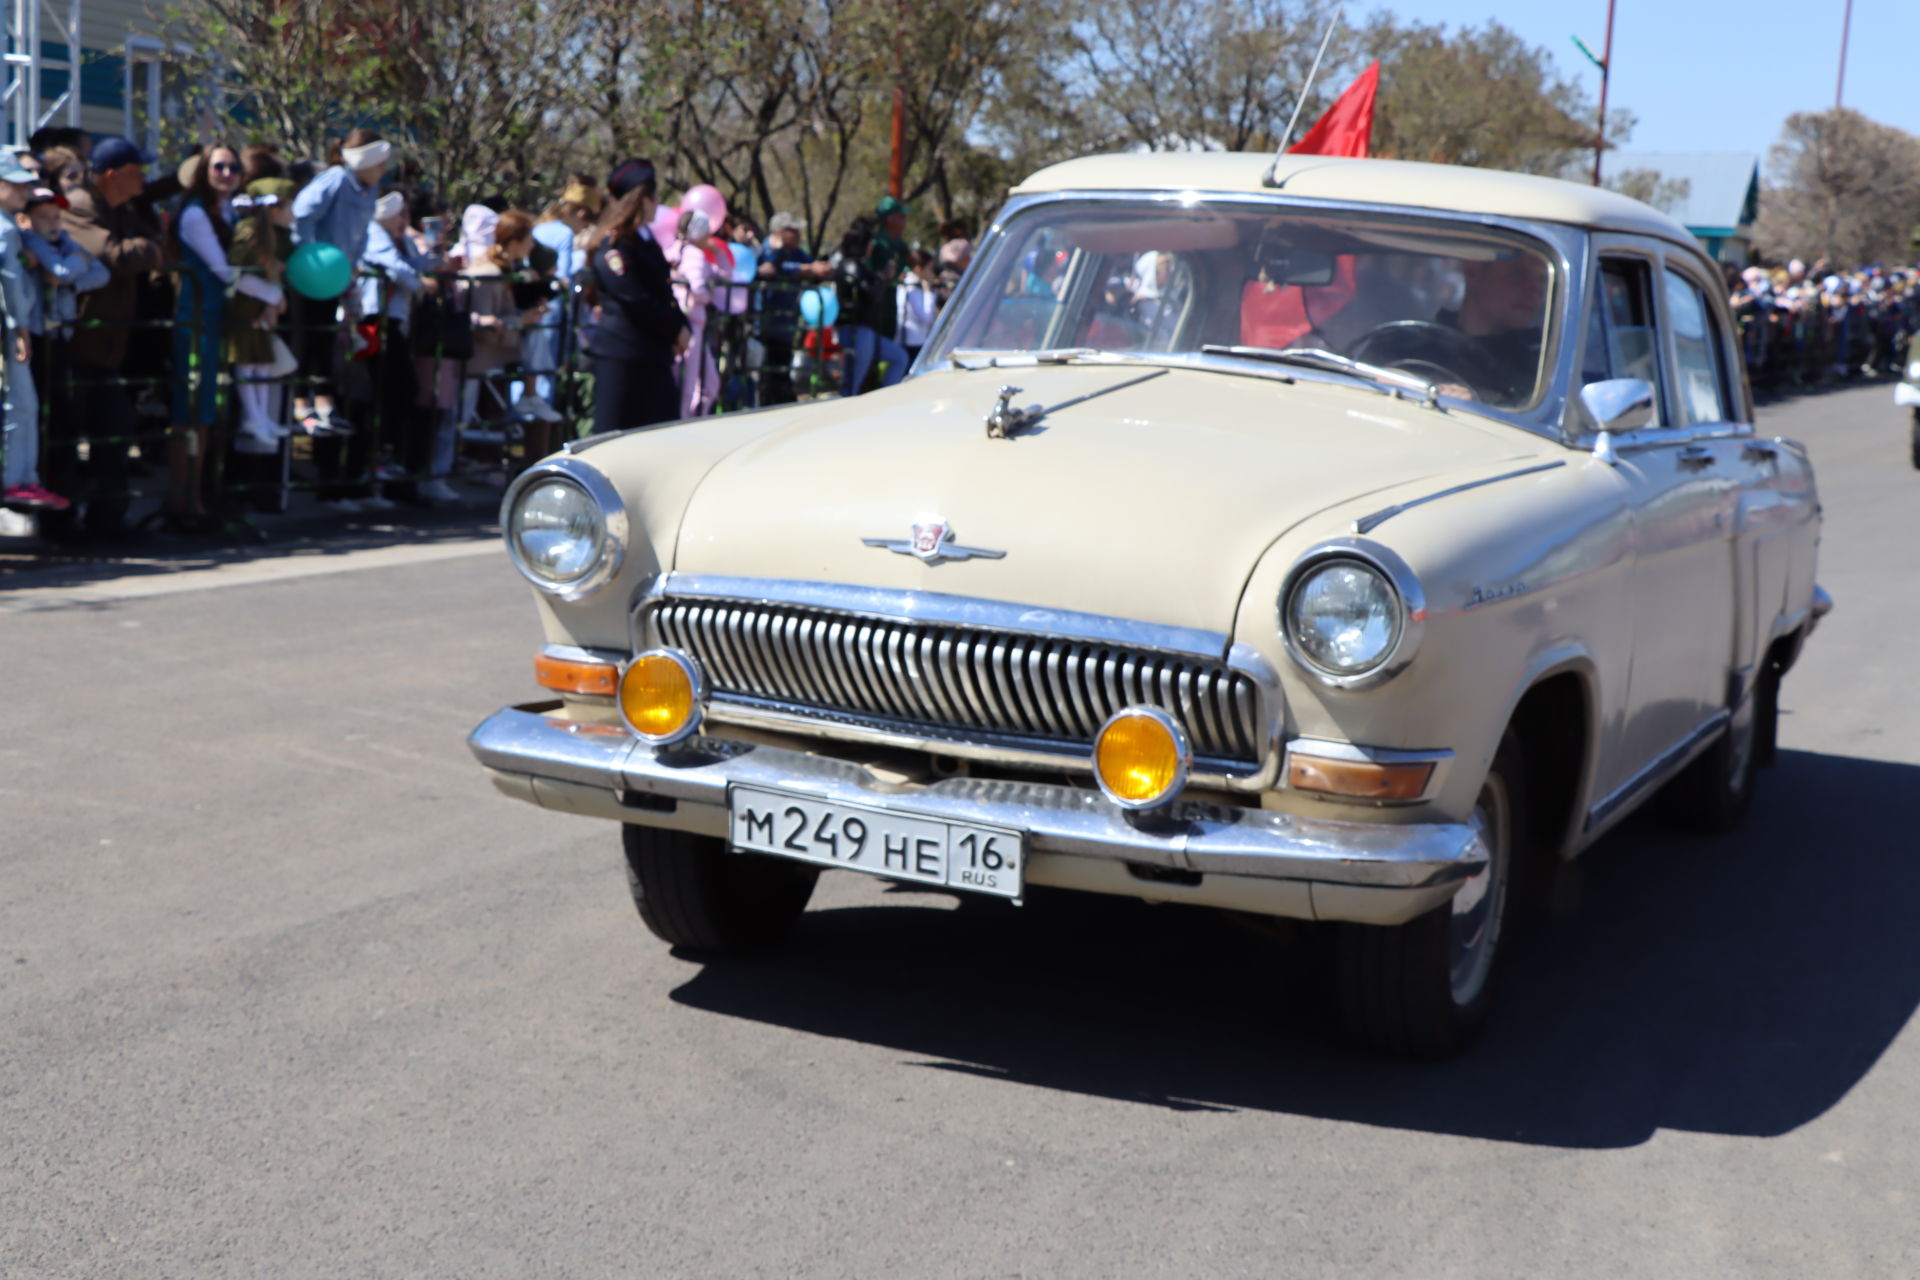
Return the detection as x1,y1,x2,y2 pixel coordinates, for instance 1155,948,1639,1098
666,747,1920,1149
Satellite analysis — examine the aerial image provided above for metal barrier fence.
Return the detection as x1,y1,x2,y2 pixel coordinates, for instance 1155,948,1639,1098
1737,290,1920,394
1,264,852,536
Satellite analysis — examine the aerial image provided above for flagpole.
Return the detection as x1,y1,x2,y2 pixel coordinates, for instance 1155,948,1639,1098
1265,0,1347,185
1592,0,1615,186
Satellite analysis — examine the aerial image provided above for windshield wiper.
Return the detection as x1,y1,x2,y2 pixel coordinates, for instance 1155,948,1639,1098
1201,344,1439,404
948,347,1133,369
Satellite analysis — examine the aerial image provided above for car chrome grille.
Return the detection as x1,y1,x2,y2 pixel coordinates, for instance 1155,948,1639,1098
649,597,1266,767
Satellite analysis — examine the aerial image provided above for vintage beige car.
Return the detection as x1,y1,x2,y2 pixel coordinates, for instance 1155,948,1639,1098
469,153,1830,1057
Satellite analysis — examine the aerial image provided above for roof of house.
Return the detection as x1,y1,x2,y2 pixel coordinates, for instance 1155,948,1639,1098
1606,152,1761,236
1010,152,1699,247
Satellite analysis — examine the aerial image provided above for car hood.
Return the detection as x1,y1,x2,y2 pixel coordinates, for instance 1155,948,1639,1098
670,365,1545,639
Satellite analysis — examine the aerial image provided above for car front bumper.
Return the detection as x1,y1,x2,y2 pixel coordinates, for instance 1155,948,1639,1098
468,703,1488,926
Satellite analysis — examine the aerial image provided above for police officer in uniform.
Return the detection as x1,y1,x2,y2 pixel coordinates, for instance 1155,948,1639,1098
586,158,689,433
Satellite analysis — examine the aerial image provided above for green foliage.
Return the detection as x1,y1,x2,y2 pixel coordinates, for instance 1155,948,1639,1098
152,0,1636,238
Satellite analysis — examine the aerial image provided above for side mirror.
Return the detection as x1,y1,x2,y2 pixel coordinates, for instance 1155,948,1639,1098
1580,378,1655,433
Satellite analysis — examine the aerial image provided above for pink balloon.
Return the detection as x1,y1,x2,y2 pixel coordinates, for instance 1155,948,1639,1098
649,202,681,250
682,183,728,227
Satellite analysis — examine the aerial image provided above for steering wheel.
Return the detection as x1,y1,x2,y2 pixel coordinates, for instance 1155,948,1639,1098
1349,320,1510,401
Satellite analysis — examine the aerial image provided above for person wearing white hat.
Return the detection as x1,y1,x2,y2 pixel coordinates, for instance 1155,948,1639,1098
292,127,393,511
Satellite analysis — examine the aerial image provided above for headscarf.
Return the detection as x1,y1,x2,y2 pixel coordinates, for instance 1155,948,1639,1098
457,204,499,267
342,139,392,172
373,190,406,222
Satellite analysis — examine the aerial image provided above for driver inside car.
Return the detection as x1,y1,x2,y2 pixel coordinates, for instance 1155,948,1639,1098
1429,252,1549,404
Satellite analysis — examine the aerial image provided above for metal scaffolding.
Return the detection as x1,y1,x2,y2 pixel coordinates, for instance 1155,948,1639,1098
3,0,81,150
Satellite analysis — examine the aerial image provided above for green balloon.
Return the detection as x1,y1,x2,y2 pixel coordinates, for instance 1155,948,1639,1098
287,241,353,300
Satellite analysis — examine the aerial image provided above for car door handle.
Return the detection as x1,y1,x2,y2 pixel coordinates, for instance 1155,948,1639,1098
1743,441,1779,463
1677,445,1716,469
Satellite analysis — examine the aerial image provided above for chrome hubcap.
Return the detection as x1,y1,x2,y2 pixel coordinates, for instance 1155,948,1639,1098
1448,773,1509,1006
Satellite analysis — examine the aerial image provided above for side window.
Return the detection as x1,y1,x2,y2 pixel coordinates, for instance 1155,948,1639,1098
1662,268,1732,425
1586,258,1665,424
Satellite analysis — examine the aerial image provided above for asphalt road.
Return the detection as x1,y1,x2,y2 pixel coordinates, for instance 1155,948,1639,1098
3,381,1917,1279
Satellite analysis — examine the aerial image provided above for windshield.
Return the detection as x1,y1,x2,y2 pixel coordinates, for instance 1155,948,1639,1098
932,199,1559,410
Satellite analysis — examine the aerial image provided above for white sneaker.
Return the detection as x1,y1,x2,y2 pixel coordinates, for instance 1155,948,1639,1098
360,494,398,512
420,478,462,503
0,508,35,538
323,497,363,514
513,394,564,424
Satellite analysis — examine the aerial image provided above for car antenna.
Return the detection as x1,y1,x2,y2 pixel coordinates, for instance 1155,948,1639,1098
1263,0,1347,188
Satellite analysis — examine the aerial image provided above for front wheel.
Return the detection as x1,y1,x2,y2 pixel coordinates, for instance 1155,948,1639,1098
1331,733,1525,1058
1909,408,1920,469
622,824,817,953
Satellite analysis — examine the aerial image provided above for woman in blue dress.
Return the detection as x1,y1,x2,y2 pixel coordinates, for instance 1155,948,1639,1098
166,143,284,527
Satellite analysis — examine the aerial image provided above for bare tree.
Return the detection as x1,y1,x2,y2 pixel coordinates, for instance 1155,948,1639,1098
1756,108,1920,265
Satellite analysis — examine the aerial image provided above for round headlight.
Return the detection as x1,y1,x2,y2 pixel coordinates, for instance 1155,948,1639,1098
503,461,626,599
1284,559,1403,676
510,479,603,584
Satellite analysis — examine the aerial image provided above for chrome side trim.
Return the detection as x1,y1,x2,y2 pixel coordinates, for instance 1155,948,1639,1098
1811,584,1834,623
1351,462,1566,535
639,574,1232,662
1284,738,1455,805
499,457,630,602
1278,538,1428,691
1584,709,1729,831
469,704,1491,919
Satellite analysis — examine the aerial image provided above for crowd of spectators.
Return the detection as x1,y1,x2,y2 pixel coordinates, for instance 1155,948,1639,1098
0,125,975,547
1729,259,1920,396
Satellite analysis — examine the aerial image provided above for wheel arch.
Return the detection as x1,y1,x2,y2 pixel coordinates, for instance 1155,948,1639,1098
1497,649,1601,863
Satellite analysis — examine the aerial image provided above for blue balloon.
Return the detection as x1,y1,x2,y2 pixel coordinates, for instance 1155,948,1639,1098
817,285,840,327
287,241,353,300
799,287,823,327
728,241,758,284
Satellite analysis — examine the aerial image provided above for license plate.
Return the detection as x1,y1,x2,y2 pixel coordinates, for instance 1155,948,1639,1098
726,784,1024,901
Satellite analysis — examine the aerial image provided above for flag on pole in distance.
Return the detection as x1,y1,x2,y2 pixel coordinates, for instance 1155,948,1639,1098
1288,60,1380,158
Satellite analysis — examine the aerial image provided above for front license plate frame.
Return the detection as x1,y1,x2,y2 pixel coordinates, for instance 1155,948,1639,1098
726,784,1025,902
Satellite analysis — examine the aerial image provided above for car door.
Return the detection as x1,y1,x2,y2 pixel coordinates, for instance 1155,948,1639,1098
1657,258,1792,692
1586,246,1741,783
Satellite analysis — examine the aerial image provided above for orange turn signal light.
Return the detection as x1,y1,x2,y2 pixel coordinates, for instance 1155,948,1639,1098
534,651,620,697
1287,753,1433,802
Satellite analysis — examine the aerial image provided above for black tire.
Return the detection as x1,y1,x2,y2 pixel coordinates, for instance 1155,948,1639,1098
621,824,817,952
1909,408,1920,470
1665,669,1774,834
1331,731,1526,1059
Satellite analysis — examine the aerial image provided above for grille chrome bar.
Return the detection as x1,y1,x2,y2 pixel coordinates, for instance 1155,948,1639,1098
649,595,1267,767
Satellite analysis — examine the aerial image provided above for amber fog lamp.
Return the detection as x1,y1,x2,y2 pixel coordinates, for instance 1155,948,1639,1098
618,649,705,744
1093,708,1192,810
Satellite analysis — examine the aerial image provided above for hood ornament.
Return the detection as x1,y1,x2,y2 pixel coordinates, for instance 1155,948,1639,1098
863,516,1006,565
985,386,1041,439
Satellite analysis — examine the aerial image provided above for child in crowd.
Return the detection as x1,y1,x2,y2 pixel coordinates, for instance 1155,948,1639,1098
226,178,298,456
0,157,63,513
18,185,106,473
464,211,553,469
896,247,941,367
668,208,720,417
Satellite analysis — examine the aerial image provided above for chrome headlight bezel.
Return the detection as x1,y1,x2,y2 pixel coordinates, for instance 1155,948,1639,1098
501,457,629,601
1279,538,1425,690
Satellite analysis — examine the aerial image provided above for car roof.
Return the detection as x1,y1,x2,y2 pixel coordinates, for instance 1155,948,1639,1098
1011,152,1697,247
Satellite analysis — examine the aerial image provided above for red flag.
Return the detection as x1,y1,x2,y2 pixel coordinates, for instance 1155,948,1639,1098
1288,60,1379,158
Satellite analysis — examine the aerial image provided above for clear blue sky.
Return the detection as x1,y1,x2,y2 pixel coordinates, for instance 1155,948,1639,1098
1368,1,1920,170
